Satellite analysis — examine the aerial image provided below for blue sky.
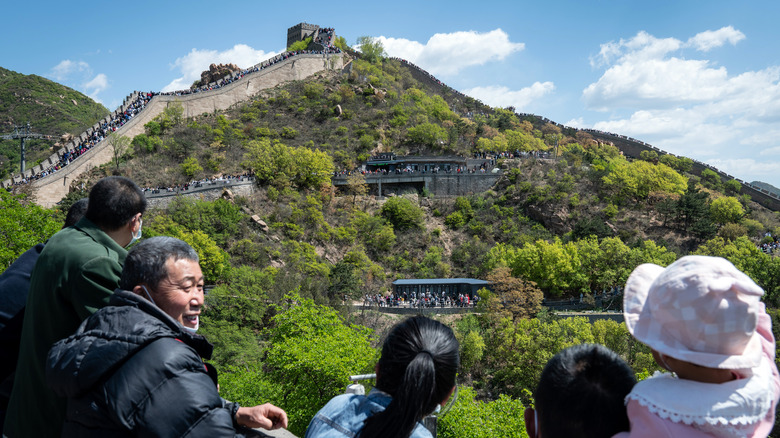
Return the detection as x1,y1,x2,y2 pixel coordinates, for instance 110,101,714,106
3,0,780,187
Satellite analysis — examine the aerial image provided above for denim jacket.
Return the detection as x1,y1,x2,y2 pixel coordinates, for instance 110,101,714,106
304,388,433,438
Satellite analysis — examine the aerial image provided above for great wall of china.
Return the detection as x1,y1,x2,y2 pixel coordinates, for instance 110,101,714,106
3,34,779,213
2,51,344,207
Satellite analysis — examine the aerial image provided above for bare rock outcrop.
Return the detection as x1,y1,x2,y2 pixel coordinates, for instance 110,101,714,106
196,63,240,88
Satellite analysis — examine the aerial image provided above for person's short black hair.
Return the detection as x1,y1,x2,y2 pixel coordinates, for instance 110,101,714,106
63,198,89,228
535,344,636,438
119,236,199,290
85,176,146,230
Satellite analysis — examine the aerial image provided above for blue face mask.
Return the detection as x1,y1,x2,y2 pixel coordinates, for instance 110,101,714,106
141,285,156,306
127,219,143,247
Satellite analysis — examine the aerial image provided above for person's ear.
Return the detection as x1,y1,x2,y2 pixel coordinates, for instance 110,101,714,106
132,285,145,297
130,213,142,232
524,408,537,438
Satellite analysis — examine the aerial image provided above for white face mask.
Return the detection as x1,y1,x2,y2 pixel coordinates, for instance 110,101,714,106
182,319,199,334
127,219,143,247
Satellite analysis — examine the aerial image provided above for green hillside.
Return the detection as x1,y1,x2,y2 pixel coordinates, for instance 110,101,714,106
0,66,109,179
52,54,780,301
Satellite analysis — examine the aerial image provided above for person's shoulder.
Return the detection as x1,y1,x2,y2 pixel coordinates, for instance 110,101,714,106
43,223,109,259
410,423,435,438
306,394,368,437
318,393,363,414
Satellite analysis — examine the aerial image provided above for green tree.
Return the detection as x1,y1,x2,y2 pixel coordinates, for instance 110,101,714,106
356,36,386,63
710,196,744,225
458,330,486,378
0,191,61,272
675,180,712,235
438,387,527,438
262,294,376,435
724,179,742,196
503,239,587,296
180,156,203,178
640,150,658,162
486,316,596,399
328,261,361,303
199,319,264,367
147,216,231,283
351,211,396,256
107,131,131,173
380,196,424,231
700,168,722,191
166,197,243,246
407,122,448,148
204,265,272,332
243,138,334,190
695,236,780,304
486,266,544,321
602,159,687,203
345,172,368,206
288,36,312,51
332,35,349,51
417,246,451,278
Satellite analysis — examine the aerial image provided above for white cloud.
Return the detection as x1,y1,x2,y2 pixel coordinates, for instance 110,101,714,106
462,82,555,111
583,29,741,110
83,73,109,104
49,60,91,81
583,27,780,185
46,60,110,105
377,29,524,76
705,158,780,183
687,26,745,52
162,44,278,92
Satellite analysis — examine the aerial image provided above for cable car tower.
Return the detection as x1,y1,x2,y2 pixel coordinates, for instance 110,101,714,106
1,123,57,174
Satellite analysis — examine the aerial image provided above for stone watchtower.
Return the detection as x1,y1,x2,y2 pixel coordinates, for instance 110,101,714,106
286,22,336,51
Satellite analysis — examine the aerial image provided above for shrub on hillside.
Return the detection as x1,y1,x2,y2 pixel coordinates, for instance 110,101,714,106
380,196,425,230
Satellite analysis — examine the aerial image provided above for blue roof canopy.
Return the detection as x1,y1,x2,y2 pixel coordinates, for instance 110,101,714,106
392,278,489,286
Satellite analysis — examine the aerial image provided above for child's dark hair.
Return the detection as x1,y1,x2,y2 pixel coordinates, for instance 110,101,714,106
535,343,636,438
360,316,459,438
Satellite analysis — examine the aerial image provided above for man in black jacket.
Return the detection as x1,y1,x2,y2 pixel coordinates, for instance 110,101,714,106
46,236,287,437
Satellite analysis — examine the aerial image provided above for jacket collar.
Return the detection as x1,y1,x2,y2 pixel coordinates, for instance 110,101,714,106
74,217,128,264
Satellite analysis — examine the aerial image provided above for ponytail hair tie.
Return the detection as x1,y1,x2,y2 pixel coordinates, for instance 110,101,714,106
418,349,435,359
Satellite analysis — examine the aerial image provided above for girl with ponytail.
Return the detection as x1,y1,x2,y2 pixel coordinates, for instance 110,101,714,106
305,316,459,438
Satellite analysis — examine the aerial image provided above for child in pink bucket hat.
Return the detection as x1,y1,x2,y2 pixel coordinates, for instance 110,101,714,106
614,255,780,438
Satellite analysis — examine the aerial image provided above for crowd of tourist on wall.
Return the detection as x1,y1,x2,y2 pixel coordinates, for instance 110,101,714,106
364,291,479,309
7,92,154,186
140,173,254,196
3,45,342,188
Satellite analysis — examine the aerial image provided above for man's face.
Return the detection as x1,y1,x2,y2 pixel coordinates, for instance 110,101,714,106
151,258,204,328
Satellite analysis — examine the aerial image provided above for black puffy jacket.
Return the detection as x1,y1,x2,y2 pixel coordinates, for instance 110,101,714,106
46,289,248,437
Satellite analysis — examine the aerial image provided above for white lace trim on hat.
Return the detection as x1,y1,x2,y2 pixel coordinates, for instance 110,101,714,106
626,359,774,438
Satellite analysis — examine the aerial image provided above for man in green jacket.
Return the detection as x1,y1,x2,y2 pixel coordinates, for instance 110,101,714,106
3,176,146,438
